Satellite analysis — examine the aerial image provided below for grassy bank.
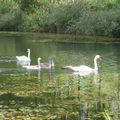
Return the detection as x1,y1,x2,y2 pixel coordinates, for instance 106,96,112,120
0,31,120,43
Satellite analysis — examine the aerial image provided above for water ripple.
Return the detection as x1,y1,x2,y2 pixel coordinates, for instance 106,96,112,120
0,56,16,62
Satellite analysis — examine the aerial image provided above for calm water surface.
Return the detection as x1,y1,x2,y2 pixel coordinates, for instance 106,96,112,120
0,33,120,120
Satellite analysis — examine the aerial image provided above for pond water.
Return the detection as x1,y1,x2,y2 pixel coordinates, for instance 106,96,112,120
0,33,120,120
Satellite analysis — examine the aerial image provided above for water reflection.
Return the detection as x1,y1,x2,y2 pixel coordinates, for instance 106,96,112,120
73,71,99,84
16,60,31,66
0,33,120,119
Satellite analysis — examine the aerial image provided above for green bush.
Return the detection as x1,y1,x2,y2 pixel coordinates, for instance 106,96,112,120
0,0,120,37
38,4,85,33
39,3,120,37
19,13,40,32
0,0,22,31
17,0,55,32
67,8,120,36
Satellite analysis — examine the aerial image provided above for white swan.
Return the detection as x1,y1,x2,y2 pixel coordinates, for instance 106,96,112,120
23,57,41,70
63,55,101,73
16,49,31,62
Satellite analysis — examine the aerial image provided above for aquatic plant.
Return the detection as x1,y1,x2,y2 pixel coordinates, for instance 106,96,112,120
103,110,111,120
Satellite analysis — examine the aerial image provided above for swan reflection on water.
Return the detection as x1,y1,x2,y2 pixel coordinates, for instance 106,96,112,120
73,70,98,77
73,70,99,84
17,60,31,66
62,55,101,84
16,56,55,80
24,68,54,80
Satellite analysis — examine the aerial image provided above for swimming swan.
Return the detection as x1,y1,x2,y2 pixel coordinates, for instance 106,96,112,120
63,55,101,72
23,57,41,70
41,57,55,69
16,49,31,62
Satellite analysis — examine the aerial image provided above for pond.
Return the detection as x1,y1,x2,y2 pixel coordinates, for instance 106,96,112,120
0,32,120,120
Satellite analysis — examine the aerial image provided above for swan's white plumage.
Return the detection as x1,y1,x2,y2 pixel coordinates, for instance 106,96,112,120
23,65,40,70
16,49,31,62
63,55,100,73
17,60,30,66
23,57,41,70
68,65,94,72
16,56,29,61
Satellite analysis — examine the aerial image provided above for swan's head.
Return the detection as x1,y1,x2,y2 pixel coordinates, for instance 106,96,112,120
38,57,41,61
27,48,30,52
95,55,101,59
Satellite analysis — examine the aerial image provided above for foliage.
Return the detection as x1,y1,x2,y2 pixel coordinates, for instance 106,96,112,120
67,7,120,36
0,0,120,37
38,4,84,33
39,3,120,37
103,110,111,120
0,0,22,31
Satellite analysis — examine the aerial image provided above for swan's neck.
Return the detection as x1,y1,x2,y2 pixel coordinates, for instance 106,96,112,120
51,59,54,67
94,58,98,71
28,50,30,59
38,59,41,69
48,59,52,68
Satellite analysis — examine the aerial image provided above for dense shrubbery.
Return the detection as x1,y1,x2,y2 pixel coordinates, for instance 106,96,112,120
0,0,120,37
66,6,120,37
0,0,22,31
39,3,120,37
0,0,55,32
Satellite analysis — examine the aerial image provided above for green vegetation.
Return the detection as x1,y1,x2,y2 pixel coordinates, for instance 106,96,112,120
0,72,117,120
0,32,119,119
0,0,120,37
